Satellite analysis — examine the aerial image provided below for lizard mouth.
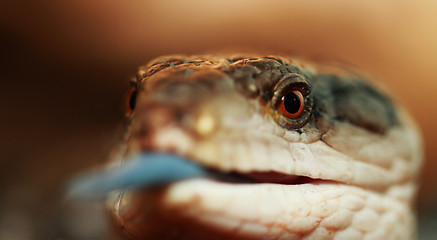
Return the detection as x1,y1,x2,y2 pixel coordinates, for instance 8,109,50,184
67,141,415,240
202,167,338,185
222,171,337,185
67,152,338,198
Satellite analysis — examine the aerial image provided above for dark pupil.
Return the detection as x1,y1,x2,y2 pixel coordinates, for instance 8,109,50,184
284,92,301,114
129,90,137,110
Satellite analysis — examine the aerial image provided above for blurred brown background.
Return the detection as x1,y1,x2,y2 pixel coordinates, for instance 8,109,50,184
1,0,436,239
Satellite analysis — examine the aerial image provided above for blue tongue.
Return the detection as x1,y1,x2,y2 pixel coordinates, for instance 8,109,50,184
67,153,206,198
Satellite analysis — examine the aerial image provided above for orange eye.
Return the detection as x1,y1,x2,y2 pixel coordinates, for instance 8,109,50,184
279,90,304,119
126,88,137,114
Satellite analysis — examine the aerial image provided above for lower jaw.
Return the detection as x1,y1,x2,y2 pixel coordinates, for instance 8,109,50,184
109,179,415,240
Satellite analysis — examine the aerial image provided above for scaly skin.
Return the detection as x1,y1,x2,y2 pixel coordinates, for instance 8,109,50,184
109,55,423,240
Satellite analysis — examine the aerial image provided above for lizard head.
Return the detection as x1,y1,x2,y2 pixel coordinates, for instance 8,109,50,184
71,55,423,239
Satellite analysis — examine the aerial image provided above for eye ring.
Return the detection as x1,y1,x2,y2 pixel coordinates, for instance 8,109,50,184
270,74,312,129
279,90,304,119
126,87,137,115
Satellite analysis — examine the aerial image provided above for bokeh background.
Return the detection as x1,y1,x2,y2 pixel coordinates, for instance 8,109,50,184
1,0,437,239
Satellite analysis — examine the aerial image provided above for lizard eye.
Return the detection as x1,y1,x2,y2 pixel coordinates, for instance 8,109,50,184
127,88,137,114
279,90,304,119
271,74,312,129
